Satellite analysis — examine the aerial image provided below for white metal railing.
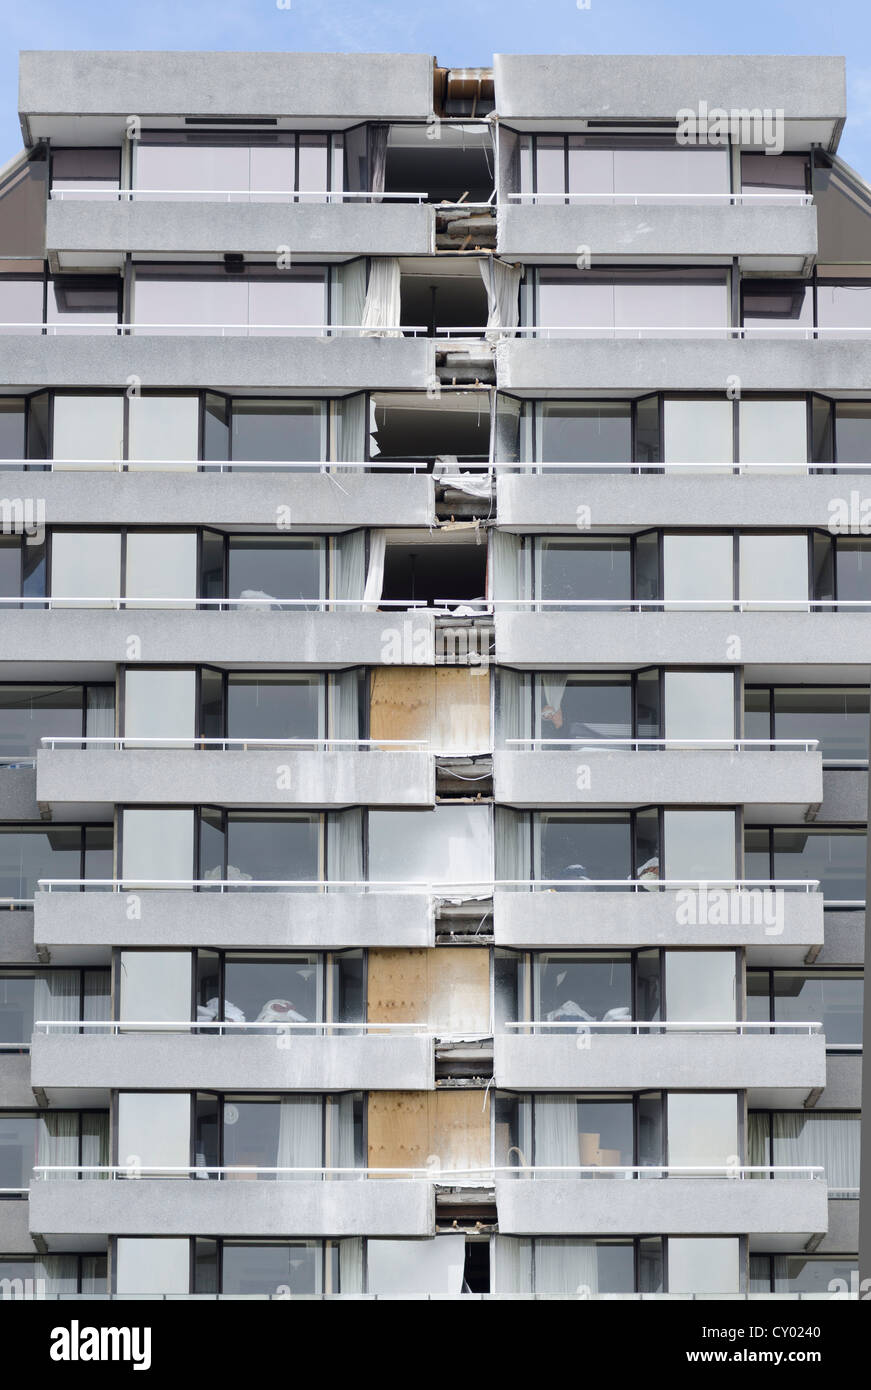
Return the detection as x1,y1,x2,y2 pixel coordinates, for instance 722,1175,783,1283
34,1019,488,1038
50,188,429,202
0,596,425,610
0,322,426,336
38,736,426,752
514,325,871,339
33,876,820,894
487,459,871,472
504,737,819,751
30,1162,825,1181
432,597,871,612
7,458,870,473
505,1020,822,1034
507,191,813,206
6,595,870,613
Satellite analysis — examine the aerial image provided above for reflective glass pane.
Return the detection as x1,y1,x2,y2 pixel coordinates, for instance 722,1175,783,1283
771,687,869,762
667,1093,738,1170
230,400,325,464
664,951,736,1023
536,401,631,466
0,827,82,898
663,398,733,468
220,1243,322,1295
662,534,732,608
0,684,84,758
739,534,808,608
50,532,121,606
537,538,631,610
124,669,196,745
668,1238,739,1294
663,811,735,881
771,972,863,1045
0,277,43,335
537,675,632,744
225,814,320,886
128,396,199,468
739,399,807,468
222,955,320,1025
368,804,491,891
119,951,192,1028
117,1092,190,1173
835,539,871,607
534,955,631,1026
125,532,197,607
121,809,194,886
664,672,735,744
534,813,631,888
52,395,123,466
227,674,322,743
115,1238,190,1295
227,537,323,606
772,828,865,900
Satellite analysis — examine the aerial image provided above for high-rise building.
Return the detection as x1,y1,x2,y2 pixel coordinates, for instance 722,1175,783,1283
0,49,864,1299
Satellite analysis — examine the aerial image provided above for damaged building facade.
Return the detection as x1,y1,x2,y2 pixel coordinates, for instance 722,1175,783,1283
0,50,865,1297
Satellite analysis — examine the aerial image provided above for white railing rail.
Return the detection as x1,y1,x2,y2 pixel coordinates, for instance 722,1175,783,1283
30,1162,825,1180
0,596,426,610
514,325,871,339
34,1019,488,1038
39,736,426,751
432,597,871,612
504,737,819,751
50,188,429,202
6,458,871,473
33,876,820,893
507,191,813,206
0,322,426,336
505,1020,822,1034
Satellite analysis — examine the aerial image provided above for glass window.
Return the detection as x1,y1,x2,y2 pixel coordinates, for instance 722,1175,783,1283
227,537,324,607
536,270,728,338
742,280,813,337
368,804,491,891
133,272,247,334
135,143,251,200
741,154,808,197
835,539,871,607
739,533,809,608
0,969,108,1043
45,277,119,335
50,531,121,607
771,827,865,901
535,401,631,466
215,954,321,1026
0,276,44,335
128,395,199,469
663,810,735,881
121,809,194,887
664,672,735,744
119,952,192,1029
771,1111,859,1194
611,146,729,199
536,538,631,610
115,1238,190,1296
771,972,863,1045
667,1092,738,1171
533,954,631,1027
816,281,871,337
0,398,25,465
51,148,121,198
0,826,84,899
0,684,86,759
537,674,632,744
230,400,326,465
662,534,733,609
220,1242,326,1295
51,395,123,467
772,1256,858,1294
124,669,196,745
0,1113,37,1188
227,674,323,743
834,402,871,466
117,1092,190,1174
770,687,869,763
124,531,198,608
739,399,808,468
534,812,632,888
668,1238,739,1294
224,813,320,886
664,951,736,1023
663,399,732,467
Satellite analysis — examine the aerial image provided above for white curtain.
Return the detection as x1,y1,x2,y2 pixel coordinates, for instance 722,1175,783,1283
331,670,362,744
494,1236,532,1293
339,1238,363,1293
369,125,388,200
534,1095,578,1178
333,530,366,605
363,530,387,609
37,1112,79,1181
491,392,522,466
361,259,402,337
83,969,111,1035
335,392,367,470
536,1239,599,1296
497,668,530,748
32,971,79,1036
80,1256,106,1293
542,674,569,727
366,1235,466,1295
39,1256,78,1293
86,685,115,741
335,261,367,337
480,258,522,341
773,1112,859,1195
490,529,525,606
330,1094,358,1177
494,806,531,886
82,1112,110,1181
328,808,364,888
277,1097,323,1180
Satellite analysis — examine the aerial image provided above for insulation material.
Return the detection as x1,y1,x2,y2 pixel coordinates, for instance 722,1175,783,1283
369,666,491,755
367,947,490,1032
368,1090,491,1177
366,1235,467,1296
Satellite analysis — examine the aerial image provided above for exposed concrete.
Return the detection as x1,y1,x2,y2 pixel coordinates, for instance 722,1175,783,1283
34,892,434,956
0,610,436,669
30,1032,434,1096
496,474,867,532
0,471,435,530
29,1177,435,1241
20,51,435,122
37,749,436,811
0,1054,36,1107
816,1053,862,1110
817,911,865,966
497,204,816,266
492,55,846,126
494,1032,826,1093
48,200,435,260
0,336,435,393
493,889,824,954
0,910,39,965
0,769,39,821
0,1201,37,1254
497,339,871,396
820,771,868,823
496,611,871,669
817,1198,858,1253
495,1177,828,1237
494,749,821,814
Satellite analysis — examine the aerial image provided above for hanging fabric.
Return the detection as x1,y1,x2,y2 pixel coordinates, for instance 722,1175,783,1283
363,530,387,608
368,125,388,201
361,259,402,337
479,257,522,341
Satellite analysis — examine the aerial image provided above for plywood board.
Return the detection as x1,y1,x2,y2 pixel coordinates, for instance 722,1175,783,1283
367,948,429,1026
368,666,490,752
368,948,490,1032
367,1090,490,1176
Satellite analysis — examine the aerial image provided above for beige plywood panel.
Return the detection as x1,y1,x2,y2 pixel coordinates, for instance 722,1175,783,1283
367,948,429,1026
428,947,490,1033
433,667,490,753
369,668,434,748
431,1090,491,1174
367,1091,429,1176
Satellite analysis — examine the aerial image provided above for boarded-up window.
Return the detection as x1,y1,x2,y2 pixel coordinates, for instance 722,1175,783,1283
367,947,489,1032
369,666,490,753
368,1090,491,1176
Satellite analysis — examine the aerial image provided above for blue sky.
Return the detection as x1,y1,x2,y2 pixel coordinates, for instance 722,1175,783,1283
2,0,871,173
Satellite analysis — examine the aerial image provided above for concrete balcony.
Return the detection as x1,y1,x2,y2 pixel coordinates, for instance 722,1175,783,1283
33,891,434,962
495,610,871,669
494,1030,826,1104
819,771,868,823
0,609,436,668
0,1054,35,1108
35,748,436,813
0,909,39,965
496,338,871,396
29,1178,434,1244
0,767,39,821
495,1176,828,1241
0,469,435,529
47,199,435,268
817,1198,859,1254
29,1031,433,1104
496,472,862,533
493,748,821,819
493,888,824,962
816,1053,862,1110
497,202,816,272
0,334,434,393
0,1200,36,1255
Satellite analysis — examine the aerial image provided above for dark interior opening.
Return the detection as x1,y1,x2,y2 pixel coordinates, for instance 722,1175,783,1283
400,275,488,335
372,398,490,462
380,542,487,606
385,142,493,204
462,1240,490,1293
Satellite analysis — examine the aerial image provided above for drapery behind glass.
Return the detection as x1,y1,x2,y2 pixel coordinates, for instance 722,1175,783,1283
277,1097,322,1180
